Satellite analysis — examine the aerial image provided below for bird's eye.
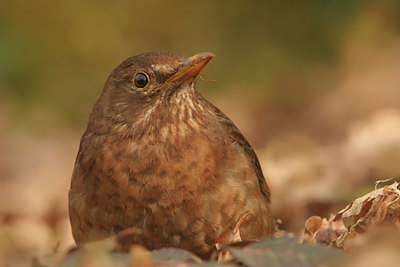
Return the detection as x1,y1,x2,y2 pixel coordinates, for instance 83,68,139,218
133,72,149,88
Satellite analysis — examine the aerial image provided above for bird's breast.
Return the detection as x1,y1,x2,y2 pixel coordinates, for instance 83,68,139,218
91,122,225,207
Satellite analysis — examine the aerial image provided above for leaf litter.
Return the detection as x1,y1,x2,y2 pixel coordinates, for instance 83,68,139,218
303,180,400,251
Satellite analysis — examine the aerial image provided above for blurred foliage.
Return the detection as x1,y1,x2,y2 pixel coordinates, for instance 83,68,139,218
1,0,400,128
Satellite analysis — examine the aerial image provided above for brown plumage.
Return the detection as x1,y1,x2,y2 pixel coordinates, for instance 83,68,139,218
69,52,274,258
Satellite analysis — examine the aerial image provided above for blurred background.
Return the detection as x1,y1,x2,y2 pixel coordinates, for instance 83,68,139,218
1,0,400,265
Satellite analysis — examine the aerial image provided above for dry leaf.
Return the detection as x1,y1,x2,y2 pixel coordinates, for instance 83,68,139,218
229,235,341,267
215,211,251,261
335,181,400,240
307,181,400,250
303,216,323,244
303,215,347,245
316,216,347,245
334,182,400,224
151,247,202,265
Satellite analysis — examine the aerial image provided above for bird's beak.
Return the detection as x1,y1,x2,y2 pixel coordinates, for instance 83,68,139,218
163,52,215,87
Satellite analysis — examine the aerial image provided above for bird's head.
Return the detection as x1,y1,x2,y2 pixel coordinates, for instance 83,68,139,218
88,52,215,133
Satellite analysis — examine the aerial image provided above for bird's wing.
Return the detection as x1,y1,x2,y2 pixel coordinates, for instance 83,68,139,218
211,105,271,203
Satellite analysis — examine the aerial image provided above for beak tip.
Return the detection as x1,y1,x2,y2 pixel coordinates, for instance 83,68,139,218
201,52,216,58
167,52,215,86
196,52,215,62
182,52,215,66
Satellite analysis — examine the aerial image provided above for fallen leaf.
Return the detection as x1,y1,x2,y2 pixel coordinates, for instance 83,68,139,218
215,211,251,261
303,215,347,246
229,235,341,267
311,181,400,250
151,247,202,265
303,216,322,244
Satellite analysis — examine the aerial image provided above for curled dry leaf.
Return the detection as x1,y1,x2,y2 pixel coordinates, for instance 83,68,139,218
303,181,400,251
334,181,400,225
332,181,400,250
214,211,251,261
303,215,347,245
303,216,322,244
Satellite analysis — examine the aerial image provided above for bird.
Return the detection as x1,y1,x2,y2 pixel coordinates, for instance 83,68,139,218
69,52,274,258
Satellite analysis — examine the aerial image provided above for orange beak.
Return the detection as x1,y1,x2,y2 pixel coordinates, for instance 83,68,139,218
163,52,215,87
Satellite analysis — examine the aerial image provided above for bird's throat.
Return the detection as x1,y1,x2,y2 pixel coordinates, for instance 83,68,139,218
114,86,212,142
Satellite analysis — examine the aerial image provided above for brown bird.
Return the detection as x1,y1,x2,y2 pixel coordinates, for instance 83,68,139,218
69,52,274,258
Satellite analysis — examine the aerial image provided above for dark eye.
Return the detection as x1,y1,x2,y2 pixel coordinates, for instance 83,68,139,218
133,72,149,88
